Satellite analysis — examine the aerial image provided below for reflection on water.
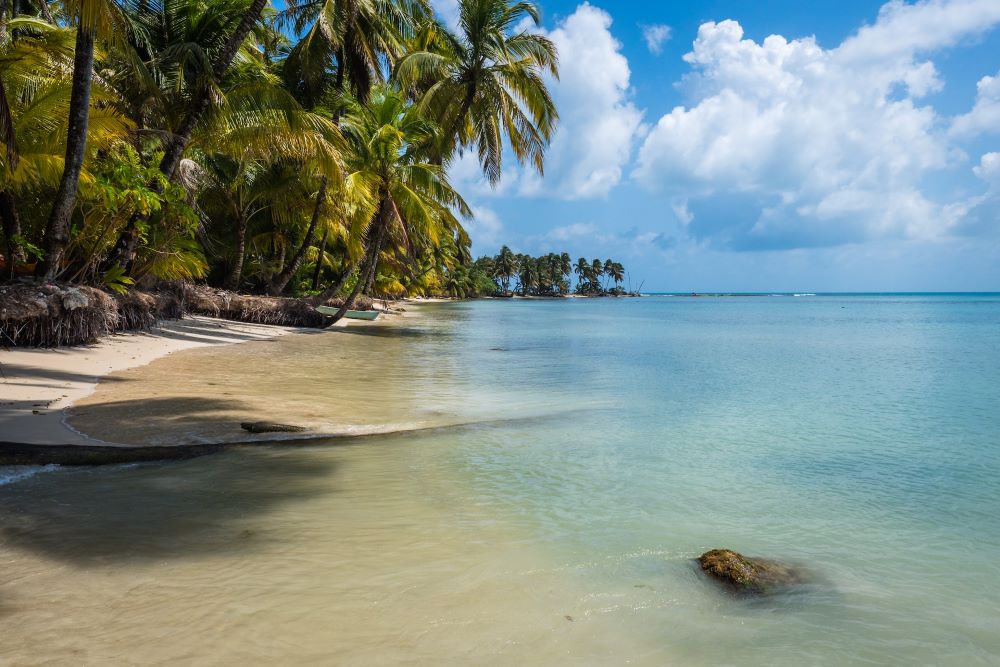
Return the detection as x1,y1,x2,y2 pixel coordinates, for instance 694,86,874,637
4,297,1000,665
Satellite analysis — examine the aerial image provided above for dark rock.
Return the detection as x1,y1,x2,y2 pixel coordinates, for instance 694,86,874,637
697,548,806,595
240,422,307,434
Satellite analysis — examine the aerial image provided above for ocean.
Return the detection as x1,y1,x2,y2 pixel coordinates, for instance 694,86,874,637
2,294,999,664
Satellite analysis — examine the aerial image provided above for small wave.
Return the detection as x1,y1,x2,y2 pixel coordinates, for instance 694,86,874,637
0,464,61,487
794,293,817,297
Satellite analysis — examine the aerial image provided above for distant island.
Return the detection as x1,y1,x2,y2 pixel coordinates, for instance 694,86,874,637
446,246,636,298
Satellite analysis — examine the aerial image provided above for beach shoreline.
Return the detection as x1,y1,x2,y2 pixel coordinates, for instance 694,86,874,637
0,304,420,461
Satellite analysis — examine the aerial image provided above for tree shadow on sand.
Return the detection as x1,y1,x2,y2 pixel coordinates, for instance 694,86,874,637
0,446,339,566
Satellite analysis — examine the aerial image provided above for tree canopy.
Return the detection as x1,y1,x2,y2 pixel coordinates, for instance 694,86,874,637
0,0,562,317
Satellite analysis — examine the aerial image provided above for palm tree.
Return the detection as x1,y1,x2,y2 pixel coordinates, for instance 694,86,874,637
517,256,535,295
574,256,588,291
282,0,428,106
0,17,127,278
37,0,126,279
102,0,276,271
395,0,558,184
324,87,469,322
608,261,624,291
494,243,515,293
591,258,603,293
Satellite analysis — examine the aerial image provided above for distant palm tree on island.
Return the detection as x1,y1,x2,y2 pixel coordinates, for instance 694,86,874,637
444,245,632,298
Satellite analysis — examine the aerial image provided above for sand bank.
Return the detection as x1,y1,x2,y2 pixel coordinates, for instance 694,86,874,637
0,316,340,447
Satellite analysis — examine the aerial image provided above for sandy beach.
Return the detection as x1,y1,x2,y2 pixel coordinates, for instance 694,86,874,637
0,316,344,447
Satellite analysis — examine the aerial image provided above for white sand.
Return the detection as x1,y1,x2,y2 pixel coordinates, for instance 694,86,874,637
0,316,311,445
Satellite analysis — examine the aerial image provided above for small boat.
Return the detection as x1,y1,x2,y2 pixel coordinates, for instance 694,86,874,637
315,305,380,321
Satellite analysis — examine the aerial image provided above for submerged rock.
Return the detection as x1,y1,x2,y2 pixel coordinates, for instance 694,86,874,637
697,549,806,595
240,422,308,434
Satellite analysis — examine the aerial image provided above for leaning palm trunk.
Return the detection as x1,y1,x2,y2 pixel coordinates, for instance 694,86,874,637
37,24,95,280
106,0,269,271
324,202,388,325
1,190,24,279
307,258,355,306
268,176,326,296
311,227,328,290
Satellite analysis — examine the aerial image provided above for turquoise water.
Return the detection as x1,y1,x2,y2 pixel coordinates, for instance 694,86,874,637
3,294,1000,664
413,294,1000,664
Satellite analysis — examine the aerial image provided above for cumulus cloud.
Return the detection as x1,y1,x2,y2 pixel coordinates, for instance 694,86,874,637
974,152,1000,185
633,0,1000,250
641,24,672,54
467,207,504,250
520,3,644,200
951,70,1000,137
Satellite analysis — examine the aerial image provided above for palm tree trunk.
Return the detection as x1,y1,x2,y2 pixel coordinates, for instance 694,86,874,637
0,189,24,280
268,175,326,296
311,227,328,290
37,23,94,280
307,258,355,306
105,0,268,270
158,0,268,180
225,210,248,291
324,198,388,325
37,0,53,23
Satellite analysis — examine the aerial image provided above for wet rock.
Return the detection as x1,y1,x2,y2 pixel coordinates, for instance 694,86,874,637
240,421,308,434
697,549,806,595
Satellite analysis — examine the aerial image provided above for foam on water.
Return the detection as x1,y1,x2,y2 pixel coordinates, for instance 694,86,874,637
0,464,60,486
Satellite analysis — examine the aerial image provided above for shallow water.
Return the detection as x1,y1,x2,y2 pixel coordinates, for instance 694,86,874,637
3,295,1000,665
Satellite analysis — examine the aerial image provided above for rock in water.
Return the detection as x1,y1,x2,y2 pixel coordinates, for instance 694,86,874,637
697,549,805,595
240,422,307,434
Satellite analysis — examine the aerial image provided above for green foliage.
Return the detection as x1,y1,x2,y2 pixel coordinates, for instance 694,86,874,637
101,263,135,294
472,250,628,297
1,0,561,304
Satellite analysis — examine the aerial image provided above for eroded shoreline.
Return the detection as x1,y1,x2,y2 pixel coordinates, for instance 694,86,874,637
0,303,434,463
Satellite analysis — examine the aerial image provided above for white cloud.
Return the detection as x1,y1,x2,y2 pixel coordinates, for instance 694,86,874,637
448,149,521,198
547,222,599,241
671,199,693,225
467,206,504,250
431,0,460,29
974,153,1000,186
951,70,1000,137
521,3,644,200
633,0,1000,249
641,24,672,55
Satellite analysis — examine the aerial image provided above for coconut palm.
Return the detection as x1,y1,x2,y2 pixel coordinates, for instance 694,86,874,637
395,0,558,184
102,0,284,270
574,256,589,290
608,261,624,291
0,17,127,277
281,0,429,106
494,243,515,293
37,0,130,279
324,87,469,322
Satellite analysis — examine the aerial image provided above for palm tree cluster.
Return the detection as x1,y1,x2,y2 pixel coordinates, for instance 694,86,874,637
459,245,627,297
0,0,559,320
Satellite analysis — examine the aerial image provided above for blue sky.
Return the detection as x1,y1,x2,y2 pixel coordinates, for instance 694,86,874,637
433,0,1000,291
